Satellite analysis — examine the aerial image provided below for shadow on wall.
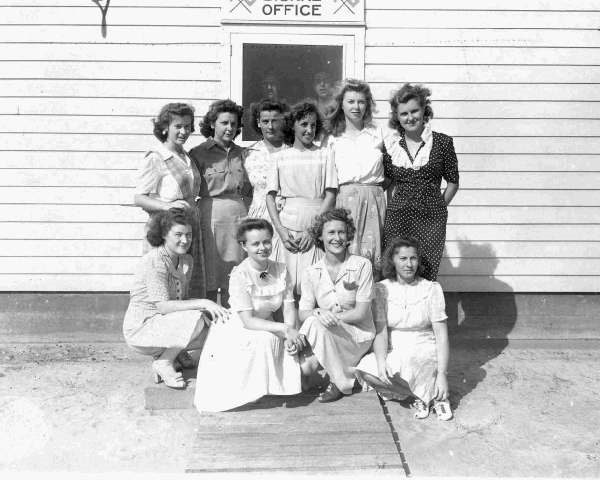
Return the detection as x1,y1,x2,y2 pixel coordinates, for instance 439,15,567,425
439,240,517,409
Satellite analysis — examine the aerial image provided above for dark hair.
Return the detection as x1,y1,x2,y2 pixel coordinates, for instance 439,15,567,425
381,236,425,280
327,78,376,137
308,208,356,251
236,218,274,243
283,100,324,146
388,83,434,132
199,99,244,139
250,99,289,136
146,209,194,247
152,103,195,142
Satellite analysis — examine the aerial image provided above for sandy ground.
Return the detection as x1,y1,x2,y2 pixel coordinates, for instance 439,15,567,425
0,341,599,477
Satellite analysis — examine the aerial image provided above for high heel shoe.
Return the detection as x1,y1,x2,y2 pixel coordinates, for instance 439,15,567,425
152,359,186,389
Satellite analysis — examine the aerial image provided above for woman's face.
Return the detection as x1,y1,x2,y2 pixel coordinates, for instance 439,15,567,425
392,246,419,282
212,111,238,146
342,91,368,124
258,110,284,144
293,113,317,147
395,98,425,134
241,228,273,262
320,220,348,256
163,223,192,256
166,114,193,147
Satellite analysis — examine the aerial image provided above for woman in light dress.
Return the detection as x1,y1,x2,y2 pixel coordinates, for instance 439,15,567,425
194,218,307,412
123,210,229,389
266,100,338,296
354,236,453,420
134,102,206,298
244,99,288,220
328,79,387,277
298,208,375,403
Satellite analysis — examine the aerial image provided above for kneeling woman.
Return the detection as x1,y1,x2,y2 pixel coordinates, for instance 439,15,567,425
123,210,229,389
194,218,307,412
298,209,375,402
354,237,452,420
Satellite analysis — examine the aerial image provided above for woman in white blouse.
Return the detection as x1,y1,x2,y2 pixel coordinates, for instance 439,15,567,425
327,79,387,277
354,236,452,420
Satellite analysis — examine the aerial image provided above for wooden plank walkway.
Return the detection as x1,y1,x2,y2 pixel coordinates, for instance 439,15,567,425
186,391,406,473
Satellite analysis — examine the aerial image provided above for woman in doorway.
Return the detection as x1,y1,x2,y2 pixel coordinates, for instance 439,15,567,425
383,83,459,281
328,79,387,277
266,100,338,296
190,99,252,306
134,102,206,298
354,236,452,420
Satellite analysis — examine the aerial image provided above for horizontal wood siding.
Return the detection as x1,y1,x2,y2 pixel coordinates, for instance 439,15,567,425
365,0,600,292
1,0,598,292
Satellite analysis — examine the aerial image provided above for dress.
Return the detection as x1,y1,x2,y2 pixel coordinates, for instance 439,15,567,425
194,258,301,412
298,254,375,394
267,145,338,294
331,123,386,273
135,142,206,297
189,139,252,292
354,278,447,404
383,124,459,281
123,246,206,357
244,140,287,220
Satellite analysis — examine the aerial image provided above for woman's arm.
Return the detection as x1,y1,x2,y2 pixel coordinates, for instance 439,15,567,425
443,182,459,206
266,192,298,253
372,314,392,385
319,188,337,213
431,320,450,400
335,301,371,326
155,298,229,323
134,194,191,213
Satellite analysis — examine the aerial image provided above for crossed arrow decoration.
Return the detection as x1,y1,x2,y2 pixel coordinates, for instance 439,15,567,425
230,0,256,14
334,0,360,15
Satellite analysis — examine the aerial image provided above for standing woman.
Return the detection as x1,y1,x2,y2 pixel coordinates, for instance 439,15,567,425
245,99,289,220
134,103,205,297
328,79,387,277
383,84,459,281
266,100,338,296
190,99,252,305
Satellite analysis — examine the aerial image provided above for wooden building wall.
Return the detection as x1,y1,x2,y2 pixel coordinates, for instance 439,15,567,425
0,0,598,293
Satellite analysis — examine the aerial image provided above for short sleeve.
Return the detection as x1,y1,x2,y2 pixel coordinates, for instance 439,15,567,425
282,266,295,303
298,269,317,311
442,136,459,185
354,258,374,303
372,282,388,328
144,255,170,303
228,266,254,312
266,151,281,194
135,152,161,195
429,282,448,323
323,147,338,190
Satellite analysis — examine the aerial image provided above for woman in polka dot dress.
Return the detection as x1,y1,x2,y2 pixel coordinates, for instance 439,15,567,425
383,84,459,281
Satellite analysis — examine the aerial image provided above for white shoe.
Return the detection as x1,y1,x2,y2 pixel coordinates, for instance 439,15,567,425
433,399,453,421
412,398,430,419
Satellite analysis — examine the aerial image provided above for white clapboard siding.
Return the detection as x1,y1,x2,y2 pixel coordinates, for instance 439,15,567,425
1,2,599,293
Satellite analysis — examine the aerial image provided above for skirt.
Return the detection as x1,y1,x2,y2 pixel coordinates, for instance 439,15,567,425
194,313,302,412
299,315,372,395
199,195,247,292
270,197,323,296
354,329,438,403
336,183,386,274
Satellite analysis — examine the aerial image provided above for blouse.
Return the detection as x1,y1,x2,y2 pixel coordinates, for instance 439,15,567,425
299,254,375,343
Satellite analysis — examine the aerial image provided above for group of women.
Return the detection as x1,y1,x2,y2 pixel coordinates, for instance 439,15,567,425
122,80,459,421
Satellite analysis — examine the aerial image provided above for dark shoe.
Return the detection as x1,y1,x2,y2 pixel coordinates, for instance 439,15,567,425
318,383,344,403
176,350,197,369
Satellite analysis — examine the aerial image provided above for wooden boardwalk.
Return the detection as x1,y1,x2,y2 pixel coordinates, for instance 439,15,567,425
186,391,407,474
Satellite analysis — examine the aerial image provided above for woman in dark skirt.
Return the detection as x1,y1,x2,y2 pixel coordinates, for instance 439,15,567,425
383,84,459,281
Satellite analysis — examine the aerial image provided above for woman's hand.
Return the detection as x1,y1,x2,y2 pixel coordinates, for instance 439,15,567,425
377,359,393,386
296,231,314,253
278,228,299,253
200,300,230,324
314,308,339,328
434,372,449,401
283,328,306,355
168,199,192,211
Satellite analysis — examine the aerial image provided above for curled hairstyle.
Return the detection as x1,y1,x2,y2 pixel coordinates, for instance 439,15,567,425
283,100,324,146
152,103,195,142
146,209,195,248
308,208,356,252
236,218,274,244
381,236,425,280
327,79,376,136
200,99,244,139
250,99,289,136
388,83,434,132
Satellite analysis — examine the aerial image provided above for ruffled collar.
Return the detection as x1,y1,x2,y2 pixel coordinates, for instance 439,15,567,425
384,123,433,170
